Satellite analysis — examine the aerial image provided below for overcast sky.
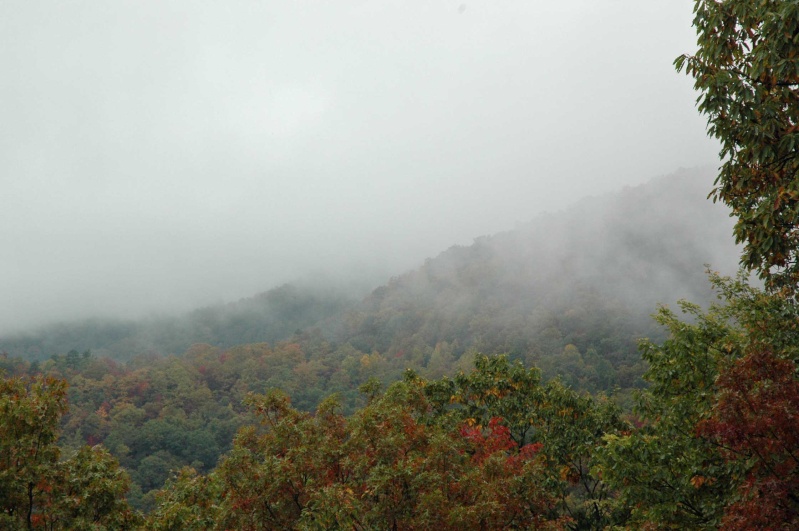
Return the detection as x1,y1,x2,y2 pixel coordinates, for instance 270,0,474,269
0,1,720,332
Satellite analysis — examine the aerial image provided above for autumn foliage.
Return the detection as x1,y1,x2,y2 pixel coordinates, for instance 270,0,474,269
0,374,139,529
701,348,799,529
140,355,631,530
197,374,570,530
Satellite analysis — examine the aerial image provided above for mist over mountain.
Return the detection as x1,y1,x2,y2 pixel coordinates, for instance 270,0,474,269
1,168,739,383
0,284,358,362
335,167,739,385
0,2,719,336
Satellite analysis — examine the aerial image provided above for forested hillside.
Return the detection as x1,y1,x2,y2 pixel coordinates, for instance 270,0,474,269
0,168,742,510
6,269,798,528
339,167,738,390
2,167,738,386
0,284,356,362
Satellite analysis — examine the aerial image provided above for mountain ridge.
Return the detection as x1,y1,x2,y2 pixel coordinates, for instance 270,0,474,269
1,167,739,380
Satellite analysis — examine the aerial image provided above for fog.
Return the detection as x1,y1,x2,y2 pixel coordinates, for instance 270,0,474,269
1,1,720,333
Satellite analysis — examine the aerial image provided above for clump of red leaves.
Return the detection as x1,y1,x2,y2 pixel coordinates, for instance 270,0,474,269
699,349,799,530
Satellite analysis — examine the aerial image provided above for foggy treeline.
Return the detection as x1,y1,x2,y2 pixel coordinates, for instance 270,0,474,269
2,167,738,373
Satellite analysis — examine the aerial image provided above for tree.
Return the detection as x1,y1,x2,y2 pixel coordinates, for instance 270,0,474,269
595,287,741,529
426,355,629,529
669,3,799,526
213,390,350,530
597,273,799,529
701,348,799,529
675,1,799,295
47,445,139,529
697,275,799,529
147,467,223,531
0,374,139,529
0,375,68,529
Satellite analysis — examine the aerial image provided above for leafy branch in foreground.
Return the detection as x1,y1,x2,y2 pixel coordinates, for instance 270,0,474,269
597,273,799,529
676,1,799,296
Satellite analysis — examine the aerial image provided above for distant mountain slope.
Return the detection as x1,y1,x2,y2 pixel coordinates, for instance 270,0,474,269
0,284,356,361
2,168,739,391
336,167,739,388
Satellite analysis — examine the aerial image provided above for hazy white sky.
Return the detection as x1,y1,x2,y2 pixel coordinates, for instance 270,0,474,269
0,1,720,332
